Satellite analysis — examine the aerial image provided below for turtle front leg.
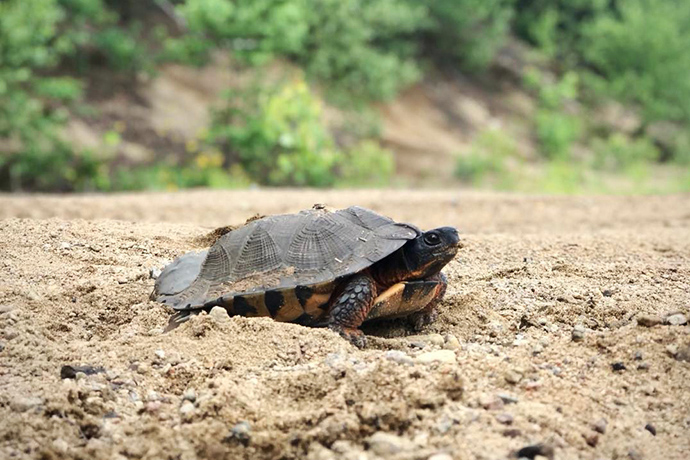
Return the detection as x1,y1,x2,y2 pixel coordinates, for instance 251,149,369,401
327,273,377,348
409,272,448,332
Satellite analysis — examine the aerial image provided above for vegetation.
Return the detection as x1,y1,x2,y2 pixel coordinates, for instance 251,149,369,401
1,0,689,192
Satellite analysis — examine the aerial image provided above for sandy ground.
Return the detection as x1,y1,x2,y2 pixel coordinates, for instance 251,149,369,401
1,189,689,460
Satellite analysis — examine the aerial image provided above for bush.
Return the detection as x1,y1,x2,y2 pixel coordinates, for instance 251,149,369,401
514,0,609,60
524,70,582,159
425,0,515,71
455,129,516,186
581,0,690,125
300,0,424,102
337,141,395,187
174,0,425,102
0,0,157,191
591,134,660,171
207,76,341,186
0,0,83,191
176,0,310,65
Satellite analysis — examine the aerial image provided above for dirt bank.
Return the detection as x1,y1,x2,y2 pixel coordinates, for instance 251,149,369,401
1,190,689,460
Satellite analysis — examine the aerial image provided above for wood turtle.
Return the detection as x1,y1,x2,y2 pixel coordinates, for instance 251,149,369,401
153,205,460,347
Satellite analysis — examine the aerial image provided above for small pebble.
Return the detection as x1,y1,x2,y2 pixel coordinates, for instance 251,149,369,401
593,418,608,434
584,432,599,447
210,306,230,322
52,438,69,454
331,440,356,454
183,388,197,402
515,443,554,460
497,393,519,404
611,362,626,372
149,267,162,279
479,394,504,411
637,315,662,327
428,454,453,460
0,304,15,314
675,343,690,362
145,401,161,413
665,313,687,326
385,350,414,365
503,428,521,438
60,365,105,379
633,351,643,360
154,349,166,360
366,432,412,456
146,390,160,402
407,333,445,346
10,397,43,413
415,350,456,364
504,370,522,385
665,344,679,357
225,421,251,446
495,413,514,425
644,423,656,436
628,449,643,460
443,334,461,350
117,278,128,285
572,325,586,341
179,401,195,417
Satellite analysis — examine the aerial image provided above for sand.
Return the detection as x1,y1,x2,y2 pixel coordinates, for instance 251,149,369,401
0,190,689,460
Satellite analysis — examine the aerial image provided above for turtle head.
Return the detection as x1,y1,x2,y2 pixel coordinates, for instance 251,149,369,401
402,226,460,279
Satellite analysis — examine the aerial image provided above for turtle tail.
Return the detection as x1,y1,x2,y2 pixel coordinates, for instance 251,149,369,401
164,309,202,332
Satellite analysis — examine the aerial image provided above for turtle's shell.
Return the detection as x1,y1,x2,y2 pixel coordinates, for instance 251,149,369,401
157,206,419,311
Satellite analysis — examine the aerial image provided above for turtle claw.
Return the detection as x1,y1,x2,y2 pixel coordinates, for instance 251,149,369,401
410,307,439,332
329,325,368,349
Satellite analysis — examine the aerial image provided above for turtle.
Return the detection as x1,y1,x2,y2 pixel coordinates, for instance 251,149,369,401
153,205,460,347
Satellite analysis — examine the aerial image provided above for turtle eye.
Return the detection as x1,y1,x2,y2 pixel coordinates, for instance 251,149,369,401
423,232,441,246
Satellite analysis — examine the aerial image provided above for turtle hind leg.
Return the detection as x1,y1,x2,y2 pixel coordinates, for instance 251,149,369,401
409,272,448,332
327,274,377,348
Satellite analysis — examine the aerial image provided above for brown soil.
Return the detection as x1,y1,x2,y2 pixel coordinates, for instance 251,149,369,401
1,190,689,460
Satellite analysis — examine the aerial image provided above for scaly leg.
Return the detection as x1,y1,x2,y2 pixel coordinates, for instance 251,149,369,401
409,272,448,332
327,274,377,348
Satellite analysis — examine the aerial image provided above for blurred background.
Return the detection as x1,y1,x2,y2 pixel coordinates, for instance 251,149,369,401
1,0,689,194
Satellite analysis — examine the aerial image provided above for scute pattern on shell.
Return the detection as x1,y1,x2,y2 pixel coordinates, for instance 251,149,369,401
159,206,419,310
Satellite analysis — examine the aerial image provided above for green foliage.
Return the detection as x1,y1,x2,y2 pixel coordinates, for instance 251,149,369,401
535,160,586,194
0,0,156,191
109,155,250,191
207,77,341,186
525,70,582,159
591,134,660,171
177,0,310,65
425,0,515,71
514,0,609,60
300,0,424,101
455,129,516,187
581,0,690,125
0,0,82,191
338,141,395,187
173,0,425,102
